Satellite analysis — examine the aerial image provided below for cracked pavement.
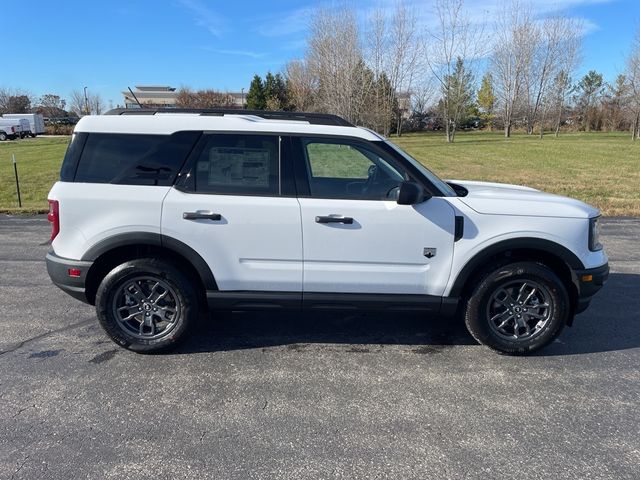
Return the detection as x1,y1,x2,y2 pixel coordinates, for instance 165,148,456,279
0,215,639,479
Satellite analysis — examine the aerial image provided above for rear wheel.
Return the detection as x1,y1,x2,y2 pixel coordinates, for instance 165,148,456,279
95,258,198,353
0,132,6,141
464,262,569,355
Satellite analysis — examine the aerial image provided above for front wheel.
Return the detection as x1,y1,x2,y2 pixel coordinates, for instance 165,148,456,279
0,132,6,141
464,262,570,355
95,259,199,353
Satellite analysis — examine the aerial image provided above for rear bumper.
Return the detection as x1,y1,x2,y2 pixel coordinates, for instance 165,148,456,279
574,262,609,314
45,252,93,304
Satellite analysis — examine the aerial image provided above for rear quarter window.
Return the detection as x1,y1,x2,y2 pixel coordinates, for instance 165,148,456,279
59,132,88,182
72,132,200,185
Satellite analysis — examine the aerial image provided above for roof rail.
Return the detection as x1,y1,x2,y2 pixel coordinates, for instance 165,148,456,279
103,108,354,127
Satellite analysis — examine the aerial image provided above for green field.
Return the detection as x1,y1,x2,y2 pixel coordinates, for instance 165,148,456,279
1,132,638,215
394,131,640,216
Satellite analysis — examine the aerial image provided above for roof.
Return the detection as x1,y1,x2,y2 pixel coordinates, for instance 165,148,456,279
74,111,383,141
134,85,176,92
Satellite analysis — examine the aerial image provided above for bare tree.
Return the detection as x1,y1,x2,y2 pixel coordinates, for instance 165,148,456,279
602,74,630,132
491,2,536,138
307,6,373,125
69,89,103,115
69,90,86,116
552,26,581,136
627,26,640,140
284,59,316,111
369,2,421,136
523,16,569,135
91,93,104,115
0,87,34,114
367,7,391,134
37,94,66,118
175,87,235,108
426,0,484,142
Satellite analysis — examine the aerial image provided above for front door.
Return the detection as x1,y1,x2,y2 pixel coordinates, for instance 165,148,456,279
295,137,456,297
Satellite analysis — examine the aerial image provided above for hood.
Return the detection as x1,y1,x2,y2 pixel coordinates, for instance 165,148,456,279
448,180,599,219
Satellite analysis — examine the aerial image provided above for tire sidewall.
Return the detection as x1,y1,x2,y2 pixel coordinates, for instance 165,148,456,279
465,262,569,354
95,259,197,353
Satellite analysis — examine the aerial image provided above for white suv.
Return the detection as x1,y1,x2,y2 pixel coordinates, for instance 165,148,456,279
46,109,609,354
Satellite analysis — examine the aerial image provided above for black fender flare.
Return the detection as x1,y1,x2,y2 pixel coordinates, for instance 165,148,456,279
82,232,217,290
448,237,584,297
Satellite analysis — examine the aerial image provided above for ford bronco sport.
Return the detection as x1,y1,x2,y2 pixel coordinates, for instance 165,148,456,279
46,109,609,354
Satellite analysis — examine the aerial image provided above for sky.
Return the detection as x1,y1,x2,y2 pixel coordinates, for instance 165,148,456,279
0,0,638,108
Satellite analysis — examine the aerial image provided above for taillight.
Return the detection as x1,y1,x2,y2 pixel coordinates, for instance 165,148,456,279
48,200,60,241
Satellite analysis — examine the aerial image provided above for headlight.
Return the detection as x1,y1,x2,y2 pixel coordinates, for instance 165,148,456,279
589,217,602,251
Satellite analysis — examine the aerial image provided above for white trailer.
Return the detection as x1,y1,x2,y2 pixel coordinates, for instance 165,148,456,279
17,119,30,138
2,113,45,137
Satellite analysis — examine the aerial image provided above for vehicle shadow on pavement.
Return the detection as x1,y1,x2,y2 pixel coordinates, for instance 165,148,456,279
535,273,640,356
176,309,476,354
174,273,640,356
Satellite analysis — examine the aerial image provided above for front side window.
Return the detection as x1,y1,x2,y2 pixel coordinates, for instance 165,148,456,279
303,138,407,200
193,134,280,195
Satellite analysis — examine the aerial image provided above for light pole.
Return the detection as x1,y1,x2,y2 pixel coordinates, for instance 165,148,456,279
241,88,245,109
83,86,89,116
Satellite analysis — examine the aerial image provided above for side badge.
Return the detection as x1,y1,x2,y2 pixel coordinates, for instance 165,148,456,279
423,248,437,259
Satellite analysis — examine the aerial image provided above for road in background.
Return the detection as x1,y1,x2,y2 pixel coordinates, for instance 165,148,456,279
1,215,638,479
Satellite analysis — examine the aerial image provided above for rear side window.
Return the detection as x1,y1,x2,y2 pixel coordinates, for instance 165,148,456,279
73,132,199,185
192,134,280,195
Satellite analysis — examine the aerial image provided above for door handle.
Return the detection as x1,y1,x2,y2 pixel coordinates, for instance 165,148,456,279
183,210,222,221
315,215,354,224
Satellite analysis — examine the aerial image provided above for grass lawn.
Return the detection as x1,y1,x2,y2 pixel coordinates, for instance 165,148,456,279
1,132,638,215
393,131,640,216
0,137,69,213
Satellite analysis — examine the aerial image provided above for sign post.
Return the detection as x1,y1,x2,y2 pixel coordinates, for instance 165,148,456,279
12,153,22,208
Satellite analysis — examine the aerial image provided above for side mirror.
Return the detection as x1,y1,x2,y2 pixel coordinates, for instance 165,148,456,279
397,181,429,205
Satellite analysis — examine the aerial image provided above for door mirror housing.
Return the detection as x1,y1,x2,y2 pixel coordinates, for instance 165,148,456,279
397,181,429,205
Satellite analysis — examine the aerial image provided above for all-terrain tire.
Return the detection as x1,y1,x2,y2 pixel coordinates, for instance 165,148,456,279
95,258,199,353
464,261,569,355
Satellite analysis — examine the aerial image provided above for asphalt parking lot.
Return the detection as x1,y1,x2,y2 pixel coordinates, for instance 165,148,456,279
0,215,638,479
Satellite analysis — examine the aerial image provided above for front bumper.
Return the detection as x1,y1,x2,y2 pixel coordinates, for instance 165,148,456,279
573,262,609,314
45,252,93,304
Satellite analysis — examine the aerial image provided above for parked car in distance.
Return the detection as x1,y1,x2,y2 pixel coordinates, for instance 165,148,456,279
0,120,20,141
46,108,609,355
2,113,45,137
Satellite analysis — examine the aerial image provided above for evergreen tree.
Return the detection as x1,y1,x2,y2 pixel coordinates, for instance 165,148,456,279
477,72,496,130
576,71,604,131
441,57,475,142
246,74,266,110
264,72,289,110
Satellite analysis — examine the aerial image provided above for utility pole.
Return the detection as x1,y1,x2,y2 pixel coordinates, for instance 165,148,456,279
83,86,90,116
241,88,245,109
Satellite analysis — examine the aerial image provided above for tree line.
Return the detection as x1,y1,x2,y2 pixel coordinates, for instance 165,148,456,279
0,88,106,118
243,0,640,141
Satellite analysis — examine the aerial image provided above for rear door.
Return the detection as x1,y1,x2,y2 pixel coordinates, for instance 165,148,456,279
161,133,303,293
294,136,456,297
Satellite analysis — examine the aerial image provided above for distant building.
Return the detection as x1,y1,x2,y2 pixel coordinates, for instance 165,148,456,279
122,85,245,109
122,86,178,108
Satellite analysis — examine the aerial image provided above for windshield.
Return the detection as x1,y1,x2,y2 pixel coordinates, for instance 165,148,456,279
383,140,457,197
